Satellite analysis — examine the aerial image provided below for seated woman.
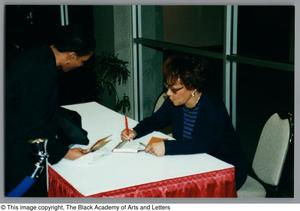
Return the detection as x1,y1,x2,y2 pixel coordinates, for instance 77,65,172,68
121,54,248,190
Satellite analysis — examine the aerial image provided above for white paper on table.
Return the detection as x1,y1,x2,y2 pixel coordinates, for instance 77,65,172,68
59,147,112,166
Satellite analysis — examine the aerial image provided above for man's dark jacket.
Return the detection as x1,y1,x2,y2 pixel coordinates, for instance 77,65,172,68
5,46,88,196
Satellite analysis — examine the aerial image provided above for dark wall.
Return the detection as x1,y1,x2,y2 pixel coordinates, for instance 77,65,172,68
5,5,96,106
5,5,60,62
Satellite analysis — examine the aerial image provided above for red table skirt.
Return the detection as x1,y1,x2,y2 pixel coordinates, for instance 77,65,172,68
48,166,237,197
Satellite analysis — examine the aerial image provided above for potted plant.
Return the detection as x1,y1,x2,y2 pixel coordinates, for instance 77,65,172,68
91,52,131,114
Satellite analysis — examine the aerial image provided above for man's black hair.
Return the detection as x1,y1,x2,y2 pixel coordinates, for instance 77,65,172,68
53,24,96,56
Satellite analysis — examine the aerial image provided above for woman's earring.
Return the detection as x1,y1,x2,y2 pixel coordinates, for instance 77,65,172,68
192,90,196,97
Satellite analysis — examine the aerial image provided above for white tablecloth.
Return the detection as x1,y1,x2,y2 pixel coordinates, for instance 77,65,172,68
50,102,234,196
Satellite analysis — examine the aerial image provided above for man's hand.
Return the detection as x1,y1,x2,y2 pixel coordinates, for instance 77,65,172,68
64,148,88,160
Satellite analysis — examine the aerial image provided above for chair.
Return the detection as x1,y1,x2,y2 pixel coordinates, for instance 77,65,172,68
237,112,293,197
153,92,173,137
153,92,168,113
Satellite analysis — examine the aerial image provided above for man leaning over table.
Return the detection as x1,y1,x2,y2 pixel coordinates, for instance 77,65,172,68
5,24,96,196
121,53,248,190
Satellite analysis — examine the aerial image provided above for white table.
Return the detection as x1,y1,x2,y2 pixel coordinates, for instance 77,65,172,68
48,102,236,197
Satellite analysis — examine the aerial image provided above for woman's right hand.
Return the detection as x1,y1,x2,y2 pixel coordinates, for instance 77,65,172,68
120,128,137,141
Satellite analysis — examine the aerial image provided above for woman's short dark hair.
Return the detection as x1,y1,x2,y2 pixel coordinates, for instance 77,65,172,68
53,24,96,56
163,53,208,92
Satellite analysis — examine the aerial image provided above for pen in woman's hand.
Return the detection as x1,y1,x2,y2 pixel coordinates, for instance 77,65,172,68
125,115,129,136
138,142,147,152
139,142,147,148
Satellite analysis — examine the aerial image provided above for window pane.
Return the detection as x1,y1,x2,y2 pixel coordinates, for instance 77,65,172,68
204,57,223,100
141,5,224,53
238,6,294,63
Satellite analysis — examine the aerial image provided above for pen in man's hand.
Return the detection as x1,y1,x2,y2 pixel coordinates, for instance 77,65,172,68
125,115,129,136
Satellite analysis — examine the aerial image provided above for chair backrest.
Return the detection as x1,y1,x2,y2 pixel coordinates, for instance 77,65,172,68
153,92,168,113
252,113,291,186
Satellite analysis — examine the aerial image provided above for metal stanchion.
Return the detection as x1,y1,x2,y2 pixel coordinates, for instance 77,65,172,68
7,138,49,197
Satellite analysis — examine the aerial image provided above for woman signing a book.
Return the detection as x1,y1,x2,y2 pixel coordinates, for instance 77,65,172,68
120,53,248,190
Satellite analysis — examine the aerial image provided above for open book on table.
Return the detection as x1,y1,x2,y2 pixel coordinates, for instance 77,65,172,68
112,131,173,153
112,140,145,153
